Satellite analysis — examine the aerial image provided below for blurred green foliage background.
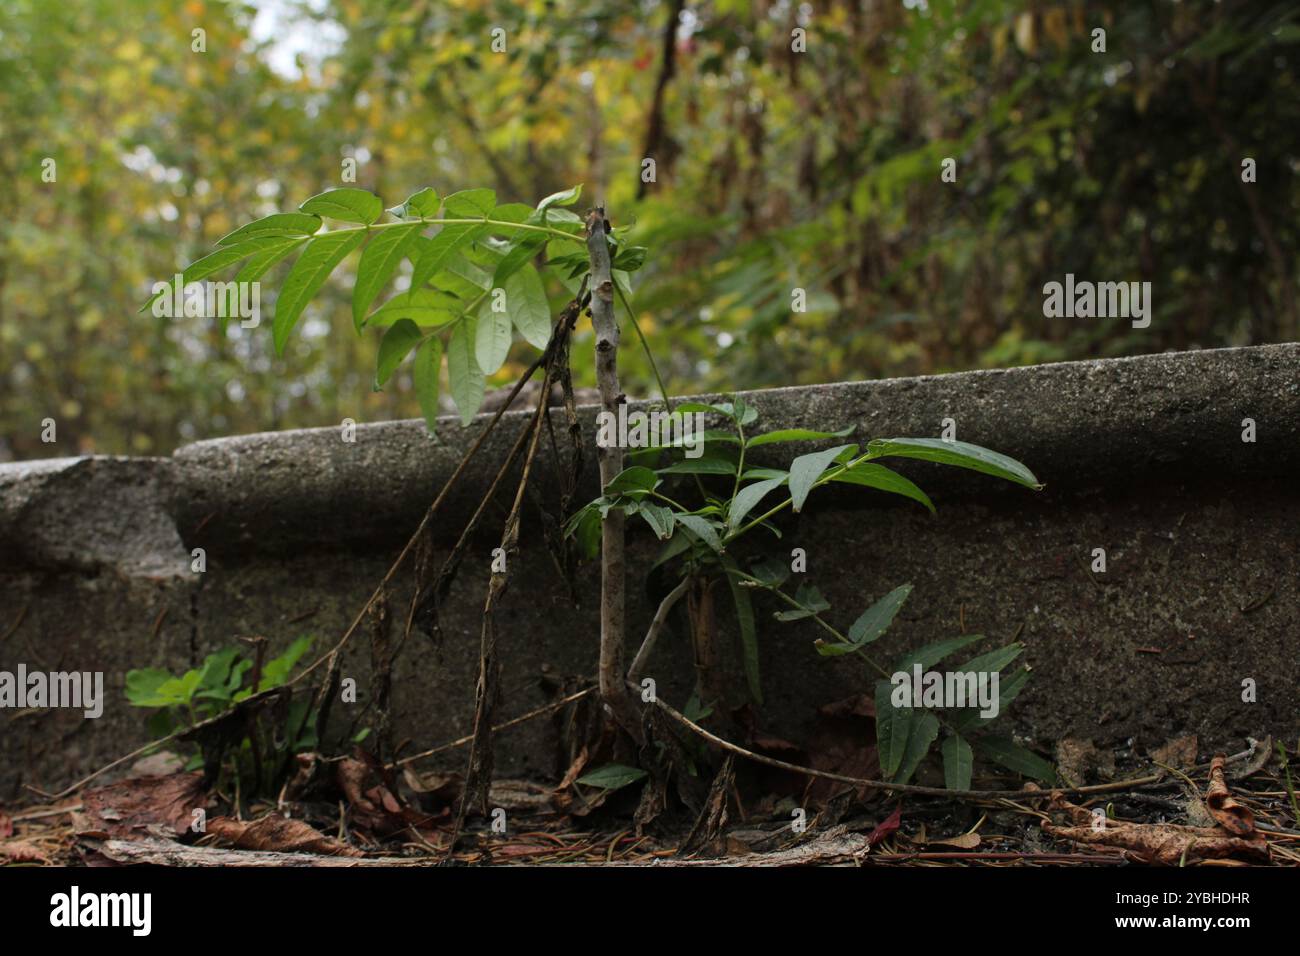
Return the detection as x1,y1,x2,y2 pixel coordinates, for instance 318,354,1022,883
1,0,1296,461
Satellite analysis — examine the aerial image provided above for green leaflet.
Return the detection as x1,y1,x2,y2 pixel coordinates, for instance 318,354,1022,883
272,230,367,354
412,335,442,435
727,475,786,530
442,188,496,218
746,425,855,448
893,711,939,785
446,316,486,425
217,212,321,246
846,583,912,645
491,232,546,287
637,502,675,540
401,187,440,218
659,457,737,476
352,220,424,330
365,288,460,328
300,188,383,224
374,318,422,389
140,236,290,314
603,466,659,498
788,444,855,512
505,263,552,349
410,223,486,292
675,514,724,553
536,184,582,211
831,462,936,513
474,300,512,374
974,735,1056,783
942,733,974,790
868,437,1042,490
221,236,308,334
951,664,1031,733
876,679,912,779
892,632,986,673
576,763,647,791
234,236,307,285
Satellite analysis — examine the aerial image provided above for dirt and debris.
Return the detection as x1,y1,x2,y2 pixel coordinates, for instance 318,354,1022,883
4,735,1298,867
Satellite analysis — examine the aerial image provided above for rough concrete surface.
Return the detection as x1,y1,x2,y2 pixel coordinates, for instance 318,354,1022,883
1,344,1297,797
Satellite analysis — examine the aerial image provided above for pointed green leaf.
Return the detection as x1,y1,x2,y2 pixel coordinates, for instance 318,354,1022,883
442,253,493,291
741,467,788,482
410,224,487,292
352,221,424,330
492,233,546,287
446,317,486,425
893,633,986,673
217,212,321,246
403,187,440,218
504,263,551,349
727,476,786,530
957,643,1024,675
375,318,422,389
676,514,724,553
537,184,582,210
300,188,384,225
746,426,855,448
652,530,694,568
775,583,830,621
490,202,535,223
637,502,675,540
412,335,442,434
234,236,307,285
974,735,1056,783
847,584,913,645
272,230,367,354
141,236,288,313
876,679,912,778
474,301,512,374
868,438,1042,490
443,188,496,218
658,457,737,476
893,712,940,785
788,444,855,512
612,245,647,272
952,665,1031,733
604,466,659,498
831,462,936,513
577,763,647,791
221,236,310,333
942,734,974,790
366,288,460,327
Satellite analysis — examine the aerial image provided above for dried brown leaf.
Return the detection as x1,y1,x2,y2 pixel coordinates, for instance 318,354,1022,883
207,814,362,857
0,839,49,864
1205,754,1255,836
1043,791,1267,865
74,772,207,839
1150,735,1198,770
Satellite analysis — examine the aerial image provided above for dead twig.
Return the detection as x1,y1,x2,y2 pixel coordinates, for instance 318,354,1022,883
628,577,689,683
641,689,1164,800
392,687,596,767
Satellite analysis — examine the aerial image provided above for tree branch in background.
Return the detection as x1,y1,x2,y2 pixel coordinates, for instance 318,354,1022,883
637,0,686,200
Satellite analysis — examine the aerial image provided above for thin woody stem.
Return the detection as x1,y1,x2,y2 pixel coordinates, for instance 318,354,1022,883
586,206,643,743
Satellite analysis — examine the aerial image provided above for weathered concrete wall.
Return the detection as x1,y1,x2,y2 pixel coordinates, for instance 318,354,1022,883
2,344,1297,798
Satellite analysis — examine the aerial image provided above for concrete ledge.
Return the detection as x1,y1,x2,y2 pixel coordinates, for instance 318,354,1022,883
2,344,1297,797
163,342,1300,553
